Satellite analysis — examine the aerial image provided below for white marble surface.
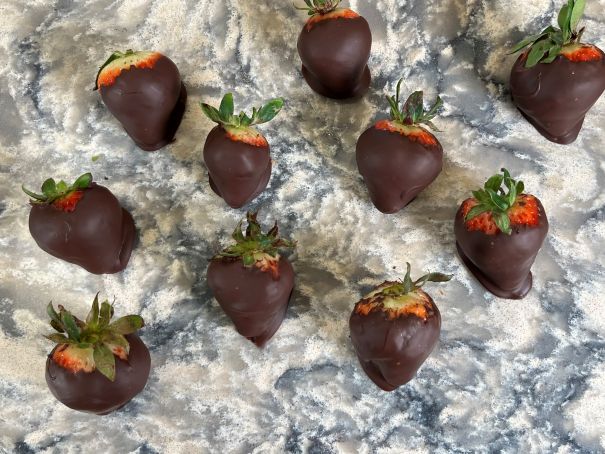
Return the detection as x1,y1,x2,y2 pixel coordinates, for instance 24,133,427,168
0,0,605,452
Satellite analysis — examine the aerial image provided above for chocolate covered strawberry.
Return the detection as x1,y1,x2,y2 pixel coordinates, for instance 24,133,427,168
95,50,187,151
356,81,444,213
297,0,372,99
455,169,549,299
350,263,450,391
509,0,605,144
45,295,150,414
23,173,135,274
207,212,296,347
201,94,284,208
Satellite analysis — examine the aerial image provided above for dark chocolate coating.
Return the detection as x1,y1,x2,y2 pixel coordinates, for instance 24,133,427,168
100,55,187,151
203,126,271,208
454,199,549,299
297,15,372,99
510,49,605,144
45,334,151,415
349,296,441,392
207,258,294,347
356,126,443,213
29,183,135,274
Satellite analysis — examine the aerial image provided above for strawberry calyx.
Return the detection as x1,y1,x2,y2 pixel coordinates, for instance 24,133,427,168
213,211,296,280
463,168,539,236
201,93,283,147
94,49,161,90
380,79,443,145
295,0,342,17
303,8,359,30
509,0,592,67
560,43,602,61
45,294,145,381
22,173,92,212
354,263,450,320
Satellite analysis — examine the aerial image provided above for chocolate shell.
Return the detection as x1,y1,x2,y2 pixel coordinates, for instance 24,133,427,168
207,258,294,347
203,126,271,208
454,198,549,299
510,49,605,144
349,294,441,391
356,126,443,213
29,183,135,274
297,13,372,99
45,334,151,415
100,55,187,151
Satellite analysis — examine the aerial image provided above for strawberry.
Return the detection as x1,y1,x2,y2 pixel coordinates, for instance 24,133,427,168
509,0,605,144
45,295,150,414
94,50,187,151
350,263,451,391
23,173,135,274
296,0,372,99
201,94,284,208
207,212,296,347
454,169,549,299
356,81,444,214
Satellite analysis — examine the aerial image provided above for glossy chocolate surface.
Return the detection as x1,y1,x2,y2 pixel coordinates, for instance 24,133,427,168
510,49,605,144
100,55,187,151
454,198,549,299
207,258,294,347
349,295,441,392
356,126,443,213
298,15,372,99
45,334,151,415
29,183,135,274
203,126,271,209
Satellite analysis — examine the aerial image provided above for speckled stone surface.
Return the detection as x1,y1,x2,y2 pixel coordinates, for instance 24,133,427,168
1,1,605,452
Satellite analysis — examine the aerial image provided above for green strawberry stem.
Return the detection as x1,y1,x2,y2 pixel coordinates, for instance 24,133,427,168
295,0,341,16
379,263,451,298
509,0,587,67
465,168,525,235
46,294,144,381
386,79,443,131
214,211,296,267
22,173,92,205
200,93,284,135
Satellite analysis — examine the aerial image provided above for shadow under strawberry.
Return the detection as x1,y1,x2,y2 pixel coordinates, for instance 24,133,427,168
45,295,150,415
454,169,549,299
509,0,605,144
23,173,135,274
356,81,444,214
95,50,187,151
296,0,372,99
201,94,284,209
207,212,296,347
350,263,450,391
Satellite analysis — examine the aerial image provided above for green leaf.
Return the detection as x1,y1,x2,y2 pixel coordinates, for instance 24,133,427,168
45,333,75,344
526,39,553,67
41,178,56,197
472,190,491,205
395,78,403,104
542,44,562,63
99,301,113,327
55,181,68,193
103,332,129,349
414,272,452,288
93,344,116,381
86,293,100,326
465,204,491,221
232,220,245,242
219,93,234,120
516,181,525,195
424,96,443,120
47,302,62,327
494,212,512,235
255,98,284,124
73,173,92,189
108,315,144,334
242,253,255,266
484,175,504,192
22,185,47,201
50,319,65,333
402,262,413,294
61,311,81,342
570,0,585,31
558,4,572,34
486,189,509,211
402,91,424,123
200,103,223,124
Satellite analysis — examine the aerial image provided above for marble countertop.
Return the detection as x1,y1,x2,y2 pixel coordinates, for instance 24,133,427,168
1,0,605,452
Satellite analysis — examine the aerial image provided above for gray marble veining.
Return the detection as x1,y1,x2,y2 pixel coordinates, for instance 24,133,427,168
0,0,604,452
